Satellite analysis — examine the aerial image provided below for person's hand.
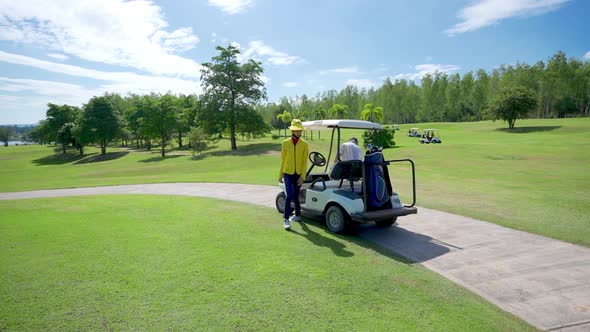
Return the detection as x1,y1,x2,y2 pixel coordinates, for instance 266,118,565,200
297,176,303,186
279,177,284,183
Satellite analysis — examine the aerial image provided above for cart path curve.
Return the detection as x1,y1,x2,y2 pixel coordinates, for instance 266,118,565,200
2,182,589,331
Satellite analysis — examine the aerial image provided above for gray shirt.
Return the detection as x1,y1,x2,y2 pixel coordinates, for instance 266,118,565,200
339,141,363,161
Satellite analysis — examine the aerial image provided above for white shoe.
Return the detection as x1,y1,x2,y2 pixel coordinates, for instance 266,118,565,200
289,215,301,222
284,219,291,230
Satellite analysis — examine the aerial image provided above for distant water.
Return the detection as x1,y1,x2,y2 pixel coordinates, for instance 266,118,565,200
5,141,31,146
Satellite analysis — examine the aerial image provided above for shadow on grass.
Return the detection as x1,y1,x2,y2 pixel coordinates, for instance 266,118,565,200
200,143,280,158
495,126,561,133
74,151,129,164
139,155,183,163
290,220,354,257
33,152,95,165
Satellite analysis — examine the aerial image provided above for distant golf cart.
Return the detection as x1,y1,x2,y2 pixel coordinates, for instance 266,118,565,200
419,129,442,144
276,119,417,233
408,127,421,137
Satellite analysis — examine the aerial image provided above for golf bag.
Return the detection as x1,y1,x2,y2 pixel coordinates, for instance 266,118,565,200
364,150,393,211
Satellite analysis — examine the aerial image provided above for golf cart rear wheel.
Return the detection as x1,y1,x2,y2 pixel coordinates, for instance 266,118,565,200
325,205,348,233
275,192,286,214
375,217,397,227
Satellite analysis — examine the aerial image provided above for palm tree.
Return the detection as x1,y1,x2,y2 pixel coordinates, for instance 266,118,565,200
328,103,349,119
313,107,326,120
360,103,384,123
312,107,327,140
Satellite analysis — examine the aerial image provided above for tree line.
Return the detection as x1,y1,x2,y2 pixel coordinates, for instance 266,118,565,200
26,49,589,153
258,50,589,128
29,45,270,155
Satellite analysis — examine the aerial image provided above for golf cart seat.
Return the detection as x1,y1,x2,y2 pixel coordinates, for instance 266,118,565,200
330,160,363,192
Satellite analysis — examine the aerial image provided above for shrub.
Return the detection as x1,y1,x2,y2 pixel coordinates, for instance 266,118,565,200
362,126,396,148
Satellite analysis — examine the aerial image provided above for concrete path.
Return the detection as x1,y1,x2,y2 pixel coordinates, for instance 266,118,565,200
2,183,589,331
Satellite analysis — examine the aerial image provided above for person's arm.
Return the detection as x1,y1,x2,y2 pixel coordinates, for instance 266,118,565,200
279,141,286,182
298,142,309,186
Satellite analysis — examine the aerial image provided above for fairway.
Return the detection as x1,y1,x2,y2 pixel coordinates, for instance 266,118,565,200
0,196,533,331
0,118,588,246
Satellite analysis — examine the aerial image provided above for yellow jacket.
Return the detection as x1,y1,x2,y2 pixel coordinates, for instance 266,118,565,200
279,137,308,178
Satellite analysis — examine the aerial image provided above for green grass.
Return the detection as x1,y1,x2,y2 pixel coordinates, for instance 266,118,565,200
0,118,588,246
0,196,534,331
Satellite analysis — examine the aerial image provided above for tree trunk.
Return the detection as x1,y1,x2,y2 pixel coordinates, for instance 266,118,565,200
78,145,84,155
62,144,66,154
101,140,107,155
161,138,166,157
230,124,237,151
178,132,183,148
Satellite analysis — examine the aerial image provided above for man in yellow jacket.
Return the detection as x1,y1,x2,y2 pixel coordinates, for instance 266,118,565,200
279,119,309,230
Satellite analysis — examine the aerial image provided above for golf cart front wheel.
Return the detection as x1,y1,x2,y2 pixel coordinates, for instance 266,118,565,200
275,192,286,214
375,217,397,227
325,205,348,233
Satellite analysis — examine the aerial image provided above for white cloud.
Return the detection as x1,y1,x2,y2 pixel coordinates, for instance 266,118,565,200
239,40,303,65
283,82,299,88
47,53,69,61
0,51,201,104
393,64,460,80
0,77,88,97
584,51,590,60
0,0,201,77
446,0,571,36
208,0,253,15
346,79,376,88
319,67,361,75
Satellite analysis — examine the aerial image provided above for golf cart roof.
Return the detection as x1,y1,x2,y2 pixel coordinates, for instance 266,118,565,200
424,129,439,131
302,119,382,130
410,127,419,130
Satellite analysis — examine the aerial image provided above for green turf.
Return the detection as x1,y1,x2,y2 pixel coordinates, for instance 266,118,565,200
0,196,534,331
0,118,588,246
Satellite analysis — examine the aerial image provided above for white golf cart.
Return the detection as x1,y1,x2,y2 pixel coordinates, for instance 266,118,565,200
419,129,442,144
408,127,421,137
275,119,417,233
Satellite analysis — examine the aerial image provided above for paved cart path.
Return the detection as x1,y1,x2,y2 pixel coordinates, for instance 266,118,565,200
2,183,589,331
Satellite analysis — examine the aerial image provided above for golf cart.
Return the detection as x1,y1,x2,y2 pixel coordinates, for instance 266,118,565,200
275,119,417,233
408,127,421,137
419,129,442,144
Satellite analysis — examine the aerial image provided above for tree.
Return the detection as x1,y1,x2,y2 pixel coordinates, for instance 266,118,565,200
276,111,291,137
57,122,75,154
188,127,210,157
328,103,349,119
45,103,81,143
143,94,179,157
200,45,267,151
360,103,384,122
0,126,14,146
488,86,537,129
236,106,271,140
81,96,122,155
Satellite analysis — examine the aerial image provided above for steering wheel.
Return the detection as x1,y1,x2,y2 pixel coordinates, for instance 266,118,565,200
309,152,326,167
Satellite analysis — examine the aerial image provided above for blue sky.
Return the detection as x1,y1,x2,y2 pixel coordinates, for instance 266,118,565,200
0,0,588,124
